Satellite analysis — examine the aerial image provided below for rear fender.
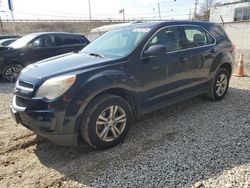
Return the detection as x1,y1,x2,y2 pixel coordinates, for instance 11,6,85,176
209,51,233,78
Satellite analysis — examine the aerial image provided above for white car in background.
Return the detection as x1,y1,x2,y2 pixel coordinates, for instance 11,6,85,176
88,22,138,41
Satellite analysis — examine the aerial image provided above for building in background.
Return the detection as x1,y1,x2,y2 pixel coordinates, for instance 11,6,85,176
210,0,250,74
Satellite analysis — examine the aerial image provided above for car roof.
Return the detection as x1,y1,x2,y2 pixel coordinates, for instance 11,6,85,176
0,38,17,42
24,32,85,37
117,20,217,30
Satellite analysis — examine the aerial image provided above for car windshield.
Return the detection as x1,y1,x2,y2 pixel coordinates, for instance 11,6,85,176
82,27,151,58
9,35,36,49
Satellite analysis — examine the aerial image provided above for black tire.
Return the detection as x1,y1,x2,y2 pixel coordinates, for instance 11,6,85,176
3,64,23,83
206,68,230,100
80,94,133,149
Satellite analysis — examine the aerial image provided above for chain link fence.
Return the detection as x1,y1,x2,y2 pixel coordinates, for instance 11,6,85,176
222,21,250,74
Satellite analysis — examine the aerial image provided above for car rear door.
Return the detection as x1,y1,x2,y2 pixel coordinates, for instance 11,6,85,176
179,25,216,84
53,34,88,55
141,26,195,107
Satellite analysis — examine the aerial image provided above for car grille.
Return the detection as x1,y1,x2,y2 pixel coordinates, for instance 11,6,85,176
18,80,33,89
13,79,35,110
15,96,29,108
16,80,34,91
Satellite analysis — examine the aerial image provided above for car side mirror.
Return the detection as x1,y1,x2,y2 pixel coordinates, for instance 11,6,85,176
143,45,167,58
28,43,33,49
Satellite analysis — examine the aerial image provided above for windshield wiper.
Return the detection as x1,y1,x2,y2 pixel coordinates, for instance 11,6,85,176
87,52,104,58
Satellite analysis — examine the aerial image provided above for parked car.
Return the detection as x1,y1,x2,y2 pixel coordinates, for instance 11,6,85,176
10,21,234,149
0,35,21,40
88,22,137,41
0,38,18,46
0,36,21,51
0,32,89,82
0,45,11,51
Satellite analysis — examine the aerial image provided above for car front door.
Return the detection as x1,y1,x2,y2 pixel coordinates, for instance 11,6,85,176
23,35,54,65
141,26,194,107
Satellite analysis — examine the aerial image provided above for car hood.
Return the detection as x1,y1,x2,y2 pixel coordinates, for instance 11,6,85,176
20,52,113,81
0,47,17,53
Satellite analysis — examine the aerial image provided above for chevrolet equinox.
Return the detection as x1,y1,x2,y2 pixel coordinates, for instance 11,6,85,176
10,21,234,149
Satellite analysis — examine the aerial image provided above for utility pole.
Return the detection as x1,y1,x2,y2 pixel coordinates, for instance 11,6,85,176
194,0,198,20
158,2,161,20
189,7,192,20
119,9,125,22
0,11,5,34
88,0,92,20
123,9,125,21
0,14,3,34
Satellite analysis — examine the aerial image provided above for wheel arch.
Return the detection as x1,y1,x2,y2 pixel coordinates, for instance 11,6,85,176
209,51,234,78
68,70,142,136
91,87,138,118
1,60,24,74
218,62,232,76
73,87,138,144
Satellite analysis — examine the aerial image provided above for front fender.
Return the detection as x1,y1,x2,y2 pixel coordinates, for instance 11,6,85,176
63,70,142,133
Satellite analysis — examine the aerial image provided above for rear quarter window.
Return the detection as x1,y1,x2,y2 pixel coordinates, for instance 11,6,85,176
63,35,80,45
182,26,215,48
209,25,230,43
79,36,89,45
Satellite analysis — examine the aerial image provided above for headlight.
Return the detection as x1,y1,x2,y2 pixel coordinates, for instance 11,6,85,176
36,75,76,100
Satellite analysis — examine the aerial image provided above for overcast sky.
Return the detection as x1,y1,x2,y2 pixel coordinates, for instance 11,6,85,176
0,0,223,20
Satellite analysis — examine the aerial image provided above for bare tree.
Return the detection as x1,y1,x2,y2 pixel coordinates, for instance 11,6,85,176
198,0,217,20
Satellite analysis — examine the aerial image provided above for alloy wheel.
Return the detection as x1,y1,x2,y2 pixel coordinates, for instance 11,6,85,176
215,73,228,97
96,105,127,142
5,66,21,82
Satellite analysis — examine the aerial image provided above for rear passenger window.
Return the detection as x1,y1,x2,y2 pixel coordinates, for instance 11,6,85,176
182,26,215,48
63,35,80,45
54,35,89,46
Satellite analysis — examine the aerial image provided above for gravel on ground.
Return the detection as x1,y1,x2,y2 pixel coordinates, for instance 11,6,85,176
0,77,249,188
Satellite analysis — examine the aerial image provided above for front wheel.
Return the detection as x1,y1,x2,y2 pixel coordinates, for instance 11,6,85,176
3,64,23,83
80,94,133,149
206,68,230,100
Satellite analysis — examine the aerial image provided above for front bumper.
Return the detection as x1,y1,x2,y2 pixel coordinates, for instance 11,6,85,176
10,96,79,146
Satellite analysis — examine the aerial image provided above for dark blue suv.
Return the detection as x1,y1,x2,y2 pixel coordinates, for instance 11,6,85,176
10,21,234,149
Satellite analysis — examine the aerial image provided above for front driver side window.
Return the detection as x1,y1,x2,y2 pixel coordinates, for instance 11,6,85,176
146,27,183,53
30,35,55,48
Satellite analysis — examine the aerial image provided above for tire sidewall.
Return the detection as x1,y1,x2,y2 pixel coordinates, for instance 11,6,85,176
81,95,132,149
212,68,230,100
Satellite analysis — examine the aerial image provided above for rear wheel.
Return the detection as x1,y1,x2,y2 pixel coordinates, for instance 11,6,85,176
3,64,23,83
80,94,132,149
206,68,230,100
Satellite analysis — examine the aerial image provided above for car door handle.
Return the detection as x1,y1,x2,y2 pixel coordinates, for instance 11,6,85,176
179,57,188,63
151,65,160,70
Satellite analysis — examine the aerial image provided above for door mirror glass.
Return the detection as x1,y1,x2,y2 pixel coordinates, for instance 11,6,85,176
144,44,166,57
